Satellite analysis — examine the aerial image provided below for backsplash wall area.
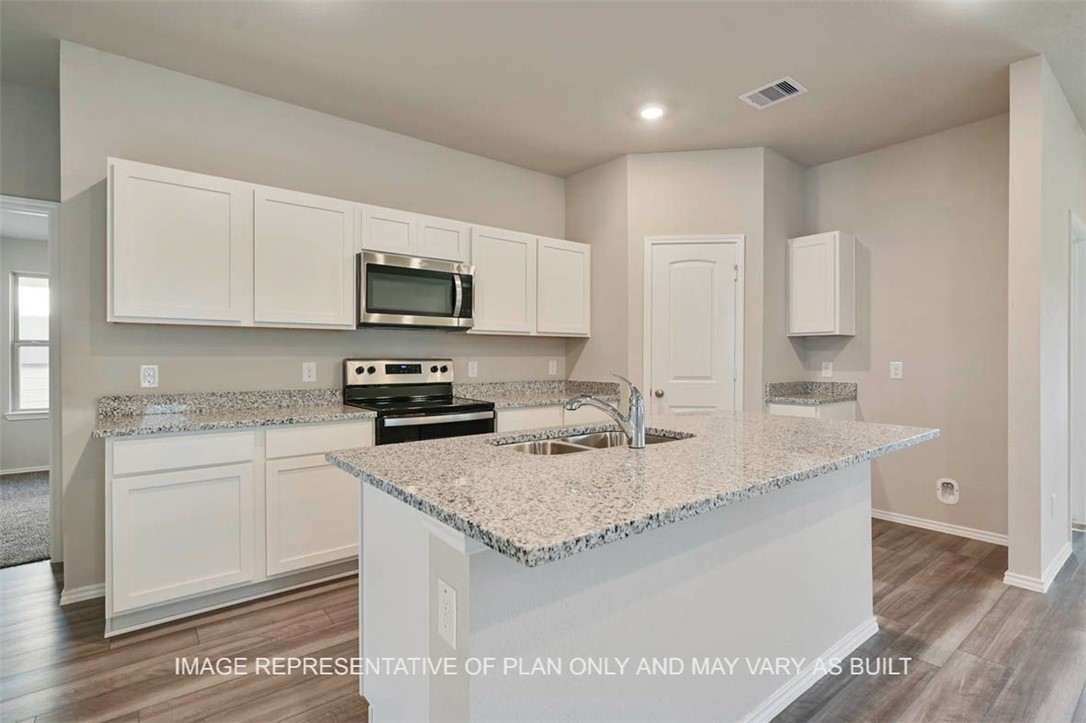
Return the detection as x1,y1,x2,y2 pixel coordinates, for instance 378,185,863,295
59,42,566,592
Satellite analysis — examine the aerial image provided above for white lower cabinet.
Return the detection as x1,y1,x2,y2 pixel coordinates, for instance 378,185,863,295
110,462,256,614
265,455,359,576
766,401,857,420
105,419,373,635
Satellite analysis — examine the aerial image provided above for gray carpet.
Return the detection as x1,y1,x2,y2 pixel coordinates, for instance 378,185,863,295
1,471,51,568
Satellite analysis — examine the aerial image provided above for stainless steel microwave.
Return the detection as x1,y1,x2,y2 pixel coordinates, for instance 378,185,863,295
357,252,474,329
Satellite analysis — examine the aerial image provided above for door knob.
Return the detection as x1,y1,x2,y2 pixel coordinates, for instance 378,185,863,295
654,389,664,398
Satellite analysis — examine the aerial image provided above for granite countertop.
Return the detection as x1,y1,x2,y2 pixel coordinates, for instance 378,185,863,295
327,412,937,567
92,389,375,438
454,380,620,409
765,381,858,406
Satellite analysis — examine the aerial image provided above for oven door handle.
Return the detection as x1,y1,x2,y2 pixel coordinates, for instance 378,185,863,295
452,274,464,318
382,411,493,427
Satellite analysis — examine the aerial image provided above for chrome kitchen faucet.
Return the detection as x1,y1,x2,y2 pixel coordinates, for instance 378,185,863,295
564,373,647,449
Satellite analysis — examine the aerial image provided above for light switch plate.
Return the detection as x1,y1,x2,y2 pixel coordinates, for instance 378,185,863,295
889,361,904,379
301,362,317,383
467,361,478,378
821,362,833,378
140,365,158,388
548,360,558,376
438,579,457,649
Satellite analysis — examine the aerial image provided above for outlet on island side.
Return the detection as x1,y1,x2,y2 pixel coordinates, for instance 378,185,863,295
438,579,457,649
140,365,158,388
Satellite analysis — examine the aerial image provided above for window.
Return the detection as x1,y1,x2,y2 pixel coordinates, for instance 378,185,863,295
11,273,49,413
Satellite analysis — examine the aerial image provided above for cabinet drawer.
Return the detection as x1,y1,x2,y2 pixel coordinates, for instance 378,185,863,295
766,403,820,419
111,431,254,476
496,406,564,433
265,421,373,459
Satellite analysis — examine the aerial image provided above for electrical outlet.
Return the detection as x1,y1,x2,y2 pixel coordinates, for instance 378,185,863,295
548,360,558,376
889,361,904,379
438,579,457,649
139,365,158,388
467,361,478,378
821,361,833,378
301,362,317,383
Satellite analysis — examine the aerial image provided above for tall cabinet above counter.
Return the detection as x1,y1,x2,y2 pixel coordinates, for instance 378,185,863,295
107,158,590,336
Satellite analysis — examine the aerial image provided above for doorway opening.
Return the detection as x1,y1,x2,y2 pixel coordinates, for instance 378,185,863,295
643,235,745,416
0,195,59,569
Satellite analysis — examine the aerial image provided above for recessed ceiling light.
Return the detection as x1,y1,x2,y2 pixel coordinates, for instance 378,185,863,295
638,104,666,121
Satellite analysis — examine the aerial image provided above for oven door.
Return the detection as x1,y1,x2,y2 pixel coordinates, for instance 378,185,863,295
358,252,474,329
377,410,495,445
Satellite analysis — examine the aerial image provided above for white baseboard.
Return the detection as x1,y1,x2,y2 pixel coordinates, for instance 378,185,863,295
744,616,879,723
60,583,105,605
872,509,1008,546
0,464,49,476
1003,541,1074,594
1074,521,1086,533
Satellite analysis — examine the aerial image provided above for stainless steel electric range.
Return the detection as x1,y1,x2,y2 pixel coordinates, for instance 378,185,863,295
342,359,495,445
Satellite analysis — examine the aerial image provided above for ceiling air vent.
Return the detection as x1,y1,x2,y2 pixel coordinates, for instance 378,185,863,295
739,77,807,110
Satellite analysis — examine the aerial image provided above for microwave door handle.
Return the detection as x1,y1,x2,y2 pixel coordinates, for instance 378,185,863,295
452,273,463,318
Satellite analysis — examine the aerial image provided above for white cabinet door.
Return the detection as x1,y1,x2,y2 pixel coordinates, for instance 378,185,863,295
361,205,416,255
109,158,253,324
537,237,591,336
766,401,856,420
265,454,360,576
470,226,537,334
417,214,470,262
496,406,564,432
787,231,856,336
254,187,358,327
110,463,255,613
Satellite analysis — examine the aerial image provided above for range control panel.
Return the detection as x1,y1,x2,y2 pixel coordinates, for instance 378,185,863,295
344,359,453,386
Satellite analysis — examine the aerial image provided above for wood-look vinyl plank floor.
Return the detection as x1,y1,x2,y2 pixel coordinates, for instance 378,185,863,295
1,524,1083,722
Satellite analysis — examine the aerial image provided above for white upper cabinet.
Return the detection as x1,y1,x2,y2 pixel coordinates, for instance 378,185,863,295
361,204,416,255
417,214,470,262
536,236,591,336
254,187,359,328
787,230,856,336
470,226,538,334
361,205,468,262
109,158,254,325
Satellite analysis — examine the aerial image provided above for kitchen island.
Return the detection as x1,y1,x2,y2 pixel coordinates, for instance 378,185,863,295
328,412,937,722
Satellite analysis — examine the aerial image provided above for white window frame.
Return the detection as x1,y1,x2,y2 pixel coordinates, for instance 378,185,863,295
9,271,50,418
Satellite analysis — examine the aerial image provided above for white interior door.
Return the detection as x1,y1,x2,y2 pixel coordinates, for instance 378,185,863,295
648,238,742,415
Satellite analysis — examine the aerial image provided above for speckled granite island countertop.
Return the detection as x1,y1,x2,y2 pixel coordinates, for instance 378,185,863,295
453,380,620,408
327,412,936,567
765,381,858,406
92,389,375,438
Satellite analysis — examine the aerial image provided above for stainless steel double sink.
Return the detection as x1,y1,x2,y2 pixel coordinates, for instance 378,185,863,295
500,430,683,455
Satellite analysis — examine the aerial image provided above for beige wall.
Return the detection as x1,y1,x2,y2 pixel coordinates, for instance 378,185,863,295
1,82,60,202
565,156,629,380
59,43,567,591
1007,56,1086,581
762,149,807,384
626,149,766,408
802,114,1010,537
1,236,51,472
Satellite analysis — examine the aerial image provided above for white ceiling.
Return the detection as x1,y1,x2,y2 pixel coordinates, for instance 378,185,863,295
0,206,50,242
2,1,1083,177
